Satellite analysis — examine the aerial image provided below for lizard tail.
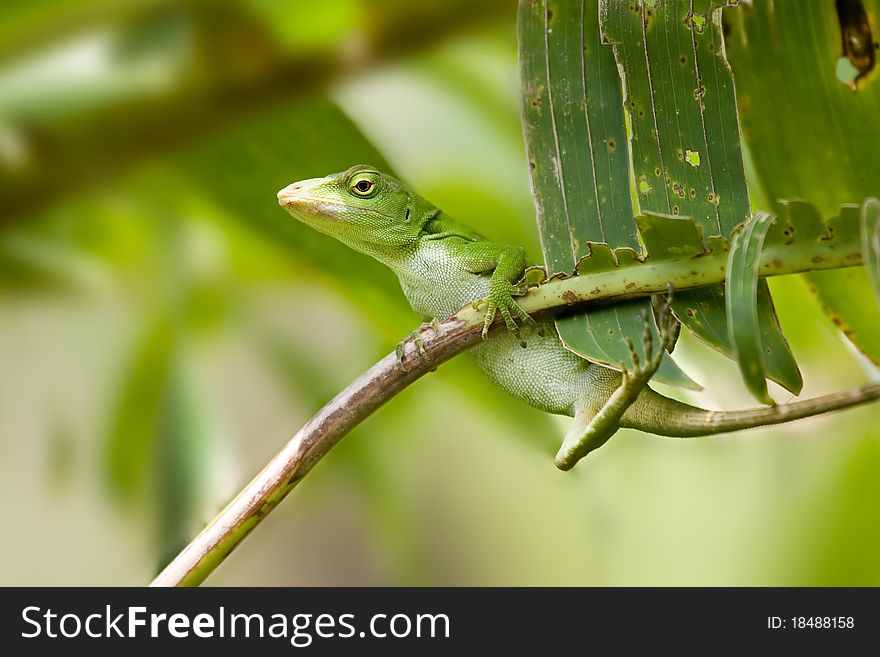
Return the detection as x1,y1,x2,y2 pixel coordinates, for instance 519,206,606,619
622,383,880,438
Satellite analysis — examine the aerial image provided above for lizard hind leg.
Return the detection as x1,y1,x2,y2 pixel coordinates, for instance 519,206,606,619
555,384,634,471
555,403,614,471
555,306,675,470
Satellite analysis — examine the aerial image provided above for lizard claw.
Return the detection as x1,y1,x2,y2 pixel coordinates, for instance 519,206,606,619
620,288,681,387
655,285,679,353
481,304,497,339
619,309,669,391
396,321,438,372
481,282,534,341
395,341,408,373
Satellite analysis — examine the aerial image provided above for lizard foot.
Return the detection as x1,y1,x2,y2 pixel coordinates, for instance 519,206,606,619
618,307,670,392
654,283,679,353
395,320,439,373
618,287,679,388
481,282,535,346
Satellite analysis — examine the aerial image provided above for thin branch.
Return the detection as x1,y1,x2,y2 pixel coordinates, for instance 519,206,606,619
150,244,865,586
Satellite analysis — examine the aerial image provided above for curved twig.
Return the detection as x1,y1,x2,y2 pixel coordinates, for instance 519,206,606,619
151,245,865,586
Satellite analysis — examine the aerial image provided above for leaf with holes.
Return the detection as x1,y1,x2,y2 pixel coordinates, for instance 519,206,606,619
726,0,880,365
598,0,801,394
518,0,696,387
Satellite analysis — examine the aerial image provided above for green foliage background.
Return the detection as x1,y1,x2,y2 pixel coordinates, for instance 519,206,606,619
1,0,878,585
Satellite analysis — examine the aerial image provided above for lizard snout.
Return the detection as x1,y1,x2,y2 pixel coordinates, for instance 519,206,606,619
277,176,329,208
277,183,304,207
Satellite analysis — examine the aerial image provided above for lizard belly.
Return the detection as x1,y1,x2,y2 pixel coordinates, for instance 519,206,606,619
470,320,601,416
397,252,489,320
396,245,619,416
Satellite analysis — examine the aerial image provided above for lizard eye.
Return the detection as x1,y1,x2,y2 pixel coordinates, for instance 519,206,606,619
350,174,378,197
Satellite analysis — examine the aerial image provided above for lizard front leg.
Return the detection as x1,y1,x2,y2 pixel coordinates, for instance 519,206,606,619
454,241,535,341
555,301,679,470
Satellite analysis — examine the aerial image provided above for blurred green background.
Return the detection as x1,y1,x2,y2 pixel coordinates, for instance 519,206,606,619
2,0,879,586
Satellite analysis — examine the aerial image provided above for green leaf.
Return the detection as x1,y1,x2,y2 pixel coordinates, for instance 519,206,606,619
726,212,801,404
861,198,880,306
599,0,800,393
808,268,880,367
104,319,173,500
807,271,880,366
772,201,877,368
156,361,214,571
726,0,880,364
518,0,695,387
601,0,748,233
105,315,215,569
727,1,880,213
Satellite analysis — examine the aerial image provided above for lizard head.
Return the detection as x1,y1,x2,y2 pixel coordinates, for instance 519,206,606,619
277,165,438,257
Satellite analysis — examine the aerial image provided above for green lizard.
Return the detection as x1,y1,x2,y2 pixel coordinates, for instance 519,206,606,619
278,165,880,470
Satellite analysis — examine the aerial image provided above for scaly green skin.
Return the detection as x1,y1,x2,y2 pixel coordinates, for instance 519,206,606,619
278,165,880,469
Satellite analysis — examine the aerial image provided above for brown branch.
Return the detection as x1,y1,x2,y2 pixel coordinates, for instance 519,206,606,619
150,307,480,586
150,244,866,586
